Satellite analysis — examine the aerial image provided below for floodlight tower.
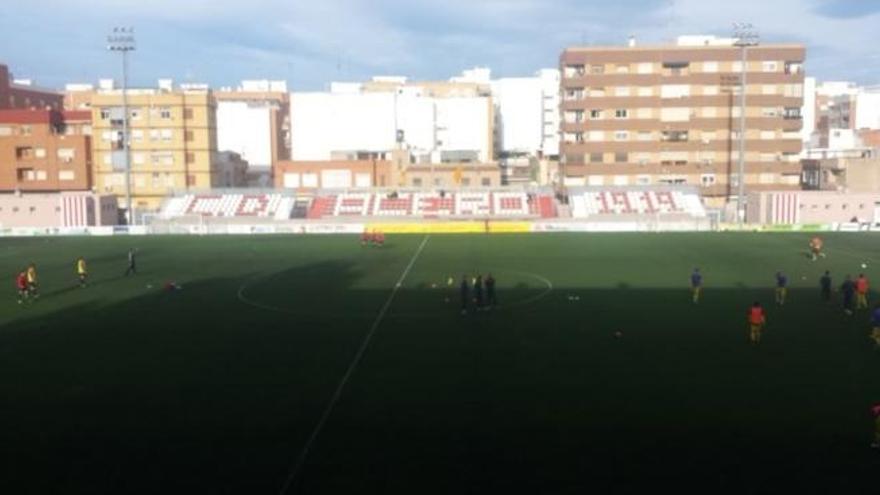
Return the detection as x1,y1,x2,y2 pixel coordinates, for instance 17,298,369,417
733,23,759,227
107,27,136,224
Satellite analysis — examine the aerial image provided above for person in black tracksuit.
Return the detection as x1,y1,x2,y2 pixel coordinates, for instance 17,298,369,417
460,275,469,315
820,271,832,302
124,248,137,276
485,273,497,309
473,275,484,311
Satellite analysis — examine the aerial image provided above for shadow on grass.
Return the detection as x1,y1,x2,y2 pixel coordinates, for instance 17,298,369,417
0,268,879,494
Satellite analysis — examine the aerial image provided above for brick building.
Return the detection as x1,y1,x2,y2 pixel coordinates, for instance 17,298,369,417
559,36,805,208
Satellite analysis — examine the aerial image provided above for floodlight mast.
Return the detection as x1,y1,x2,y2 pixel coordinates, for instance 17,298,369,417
107,27,136,224
733,23,759,227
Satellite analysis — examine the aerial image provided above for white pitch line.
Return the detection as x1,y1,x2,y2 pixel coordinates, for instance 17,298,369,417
277,234,430,495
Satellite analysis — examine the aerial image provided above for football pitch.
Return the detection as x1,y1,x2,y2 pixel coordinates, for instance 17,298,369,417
1,233,879,493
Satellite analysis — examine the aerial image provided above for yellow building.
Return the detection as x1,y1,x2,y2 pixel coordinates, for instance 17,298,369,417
90,85,244,213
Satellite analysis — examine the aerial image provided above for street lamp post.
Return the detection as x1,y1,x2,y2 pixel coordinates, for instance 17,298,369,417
107,27,136,224
733,23,759,227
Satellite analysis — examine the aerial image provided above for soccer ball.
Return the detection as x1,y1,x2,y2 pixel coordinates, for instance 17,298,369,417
861,263,868,269
614,331,623,338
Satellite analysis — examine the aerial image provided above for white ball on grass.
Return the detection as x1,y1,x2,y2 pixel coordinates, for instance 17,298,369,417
861,263,868,269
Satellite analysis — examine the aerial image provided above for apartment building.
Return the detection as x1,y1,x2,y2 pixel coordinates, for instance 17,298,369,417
0,109,92,191
90,83,244,213
559,36,805,208
0,63,63,110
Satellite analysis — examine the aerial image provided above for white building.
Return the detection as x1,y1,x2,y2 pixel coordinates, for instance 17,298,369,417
217,101,274,167
801,76,816,145
490,69,560,158
215,81,289,172
856,86,880,130
290,87,492,163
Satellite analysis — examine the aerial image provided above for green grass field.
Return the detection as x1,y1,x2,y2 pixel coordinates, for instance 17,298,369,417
1,233,879,493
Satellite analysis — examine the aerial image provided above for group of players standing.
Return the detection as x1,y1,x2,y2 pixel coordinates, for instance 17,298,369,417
688,236,880,349
458,274,497,315
14,249,139,304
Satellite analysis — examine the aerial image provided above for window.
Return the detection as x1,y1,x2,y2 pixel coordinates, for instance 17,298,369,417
103,154,112,165
16,146,34,159
0,126,11,136
760,131,775,140
700,131,716,142
481,177,491,187
661,85,690,98
59,170,75,181
636,108,652,119
589,87,605,97
36,170,47,180
662,61,690,75
783,107,802,120
133,153,145,165
587,131,604,142
702,107,718,118
160,108,172,119
637,131,652,142
700,174,716,187
589,152,603,163
636,175,651,185
616,64,630,74
615,109,628,119
186,152,196,164
703,85,719,96
34,148,47,158
573,132,584,143
731,61,743,72
100,109,111,120
613,175,629,185
702,61,719,73
161,129,173,141
17,168,35,181
412,177,423,187
57,148,75,161
150,129,160,141
661,130,689,142
130,109,142,120
590,109,602,119
19,125,31,136
637,87,652,97
762,85,777,95
762,61,778,72
614,131,629,141
590,65,604,74
461,178,471,186
184,108,194,120
614,152,628,163
660,107,690,122
564,65,585,77
615,86,631,96
187,174,197,187
565,88,585,100
131,129,144,142
761,107,779,117
184,130,194,142
784,61,803,74
637,63,653,74
759,173,775,184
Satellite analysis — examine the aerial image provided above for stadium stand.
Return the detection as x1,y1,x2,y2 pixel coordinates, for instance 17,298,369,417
570,187,706,219
160,192,294,219
304,189,557,219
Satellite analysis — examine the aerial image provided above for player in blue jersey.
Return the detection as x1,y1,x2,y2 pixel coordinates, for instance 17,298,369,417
690,268,703,304
775,271,788,306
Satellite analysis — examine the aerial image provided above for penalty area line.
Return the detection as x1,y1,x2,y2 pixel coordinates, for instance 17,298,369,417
277,234,430,495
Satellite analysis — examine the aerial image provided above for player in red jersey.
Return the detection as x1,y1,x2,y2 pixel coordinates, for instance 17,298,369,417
361,229,372,247
15,271,28,304
375,230,385,247
748,302,766,345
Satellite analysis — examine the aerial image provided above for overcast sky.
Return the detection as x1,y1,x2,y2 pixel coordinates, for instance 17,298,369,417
1,0,879,90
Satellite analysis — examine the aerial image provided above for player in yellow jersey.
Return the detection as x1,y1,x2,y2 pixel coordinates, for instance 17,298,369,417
26,262,38,298
76,257,88,288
